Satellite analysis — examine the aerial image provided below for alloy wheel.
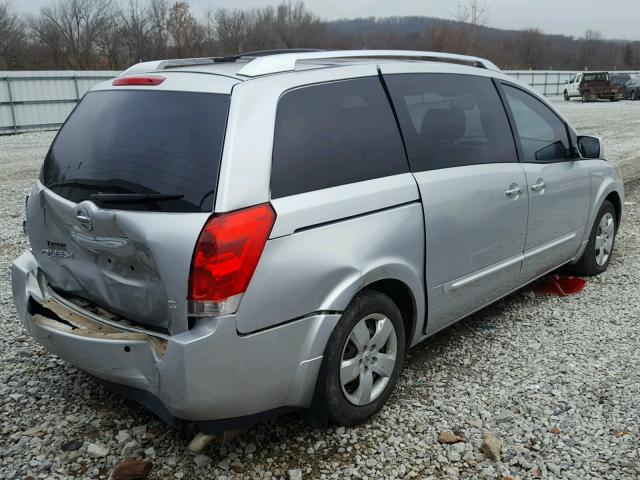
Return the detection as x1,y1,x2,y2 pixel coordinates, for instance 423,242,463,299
595,212,615,267
340,313,398,406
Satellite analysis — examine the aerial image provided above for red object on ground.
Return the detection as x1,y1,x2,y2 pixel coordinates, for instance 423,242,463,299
533,274,586,296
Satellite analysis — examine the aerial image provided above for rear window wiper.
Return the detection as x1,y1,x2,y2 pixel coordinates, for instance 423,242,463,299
89,193,184,203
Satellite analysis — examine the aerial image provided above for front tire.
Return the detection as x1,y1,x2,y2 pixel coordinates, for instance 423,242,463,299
564,200,617,276
632,91,637,101
323,290,405,426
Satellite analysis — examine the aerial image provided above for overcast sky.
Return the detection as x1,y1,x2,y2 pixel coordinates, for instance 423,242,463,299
14,0,640,41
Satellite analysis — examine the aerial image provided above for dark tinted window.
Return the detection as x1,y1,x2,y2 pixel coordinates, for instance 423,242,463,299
583,72,608,81
42,90,229,212
271,77,407,198
503,85,570,163
385,74,517,172
611,74,630,85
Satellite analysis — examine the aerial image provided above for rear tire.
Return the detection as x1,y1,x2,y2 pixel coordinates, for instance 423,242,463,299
632,91,637,101
323,290,405,426
564,91,570,101
564,200,617,277
582,91,590,103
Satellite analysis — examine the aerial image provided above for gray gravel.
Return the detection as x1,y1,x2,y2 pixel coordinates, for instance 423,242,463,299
1,101,640,479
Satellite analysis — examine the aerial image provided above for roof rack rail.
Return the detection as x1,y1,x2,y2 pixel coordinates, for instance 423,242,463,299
119,50,326,76
236,50,500,77
120,58,218,76
217,48,324,62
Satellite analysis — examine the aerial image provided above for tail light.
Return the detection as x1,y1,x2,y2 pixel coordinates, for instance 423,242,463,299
188,204,276,317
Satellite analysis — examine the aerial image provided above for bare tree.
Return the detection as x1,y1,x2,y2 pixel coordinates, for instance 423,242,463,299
213,8,251,55
119,0,152,63
424,23,467,54
29,0,118,69
579,29,604,70
202,8,216,52
0,2,24,68
452,0,491,54
167,1,204,57
96,3,125,68
516,28,549,69
272,2,326,48
455,0,491,26
148,0,169,58
213,2,326,55
622,43,636,69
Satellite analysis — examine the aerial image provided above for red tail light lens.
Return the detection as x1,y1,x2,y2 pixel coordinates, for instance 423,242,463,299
188,204,276,317
112,75,166,86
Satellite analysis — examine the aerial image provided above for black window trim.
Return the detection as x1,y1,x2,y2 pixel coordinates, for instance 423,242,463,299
491,78,522,164
496,80,580,164
377,68,411,171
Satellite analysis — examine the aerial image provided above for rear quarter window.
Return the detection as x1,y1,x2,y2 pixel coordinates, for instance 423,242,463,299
42,90,229,212
270,77,407,199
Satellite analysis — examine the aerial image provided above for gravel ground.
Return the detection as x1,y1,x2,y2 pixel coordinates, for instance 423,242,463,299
1,100,639,480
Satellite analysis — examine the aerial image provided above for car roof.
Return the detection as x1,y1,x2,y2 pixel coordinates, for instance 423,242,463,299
119,49,501,81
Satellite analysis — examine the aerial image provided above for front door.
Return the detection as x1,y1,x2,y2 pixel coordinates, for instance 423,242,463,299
501,83,592,280
382,70,529,334
569,74,581,97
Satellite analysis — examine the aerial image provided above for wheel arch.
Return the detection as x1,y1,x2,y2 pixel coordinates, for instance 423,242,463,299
604,190,622,231
306,275,423,423
362,278,418,349
575,176,623,262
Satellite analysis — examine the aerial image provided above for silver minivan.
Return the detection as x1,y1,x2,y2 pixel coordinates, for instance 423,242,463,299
12,50,623,431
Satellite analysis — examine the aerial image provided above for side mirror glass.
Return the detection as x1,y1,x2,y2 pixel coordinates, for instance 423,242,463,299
577,136,603,159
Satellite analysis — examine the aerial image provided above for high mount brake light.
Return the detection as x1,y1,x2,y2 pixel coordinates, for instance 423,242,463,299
188,204,276,317
112,75,166,86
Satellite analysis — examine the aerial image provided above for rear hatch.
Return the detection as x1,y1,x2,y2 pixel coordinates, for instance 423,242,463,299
27,80,231,334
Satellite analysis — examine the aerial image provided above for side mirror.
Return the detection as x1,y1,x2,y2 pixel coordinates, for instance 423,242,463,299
577,136,604,159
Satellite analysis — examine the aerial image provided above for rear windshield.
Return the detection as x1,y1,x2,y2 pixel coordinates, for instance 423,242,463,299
583,73,608,81
42,90,229,212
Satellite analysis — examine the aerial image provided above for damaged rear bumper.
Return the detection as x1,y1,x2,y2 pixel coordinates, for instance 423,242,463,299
11,250,340,430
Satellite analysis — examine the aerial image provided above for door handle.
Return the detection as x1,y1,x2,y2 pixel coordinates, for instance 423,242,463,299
531,179,547,192
505,183,524,198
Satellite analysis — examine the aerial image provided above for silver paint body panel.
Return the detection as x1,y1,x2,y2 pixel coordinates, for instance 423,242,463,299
414,164,529,334
12,54,624,422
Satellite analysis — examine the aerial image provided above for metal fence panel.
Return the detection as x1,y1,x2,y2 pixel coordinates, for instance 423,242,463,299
2,69,640,134
0,71,119,133
504,70,640,97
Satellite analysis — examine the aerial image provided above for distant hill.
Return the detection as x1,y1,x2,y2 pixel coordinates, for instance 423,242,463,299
324,16,637,70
